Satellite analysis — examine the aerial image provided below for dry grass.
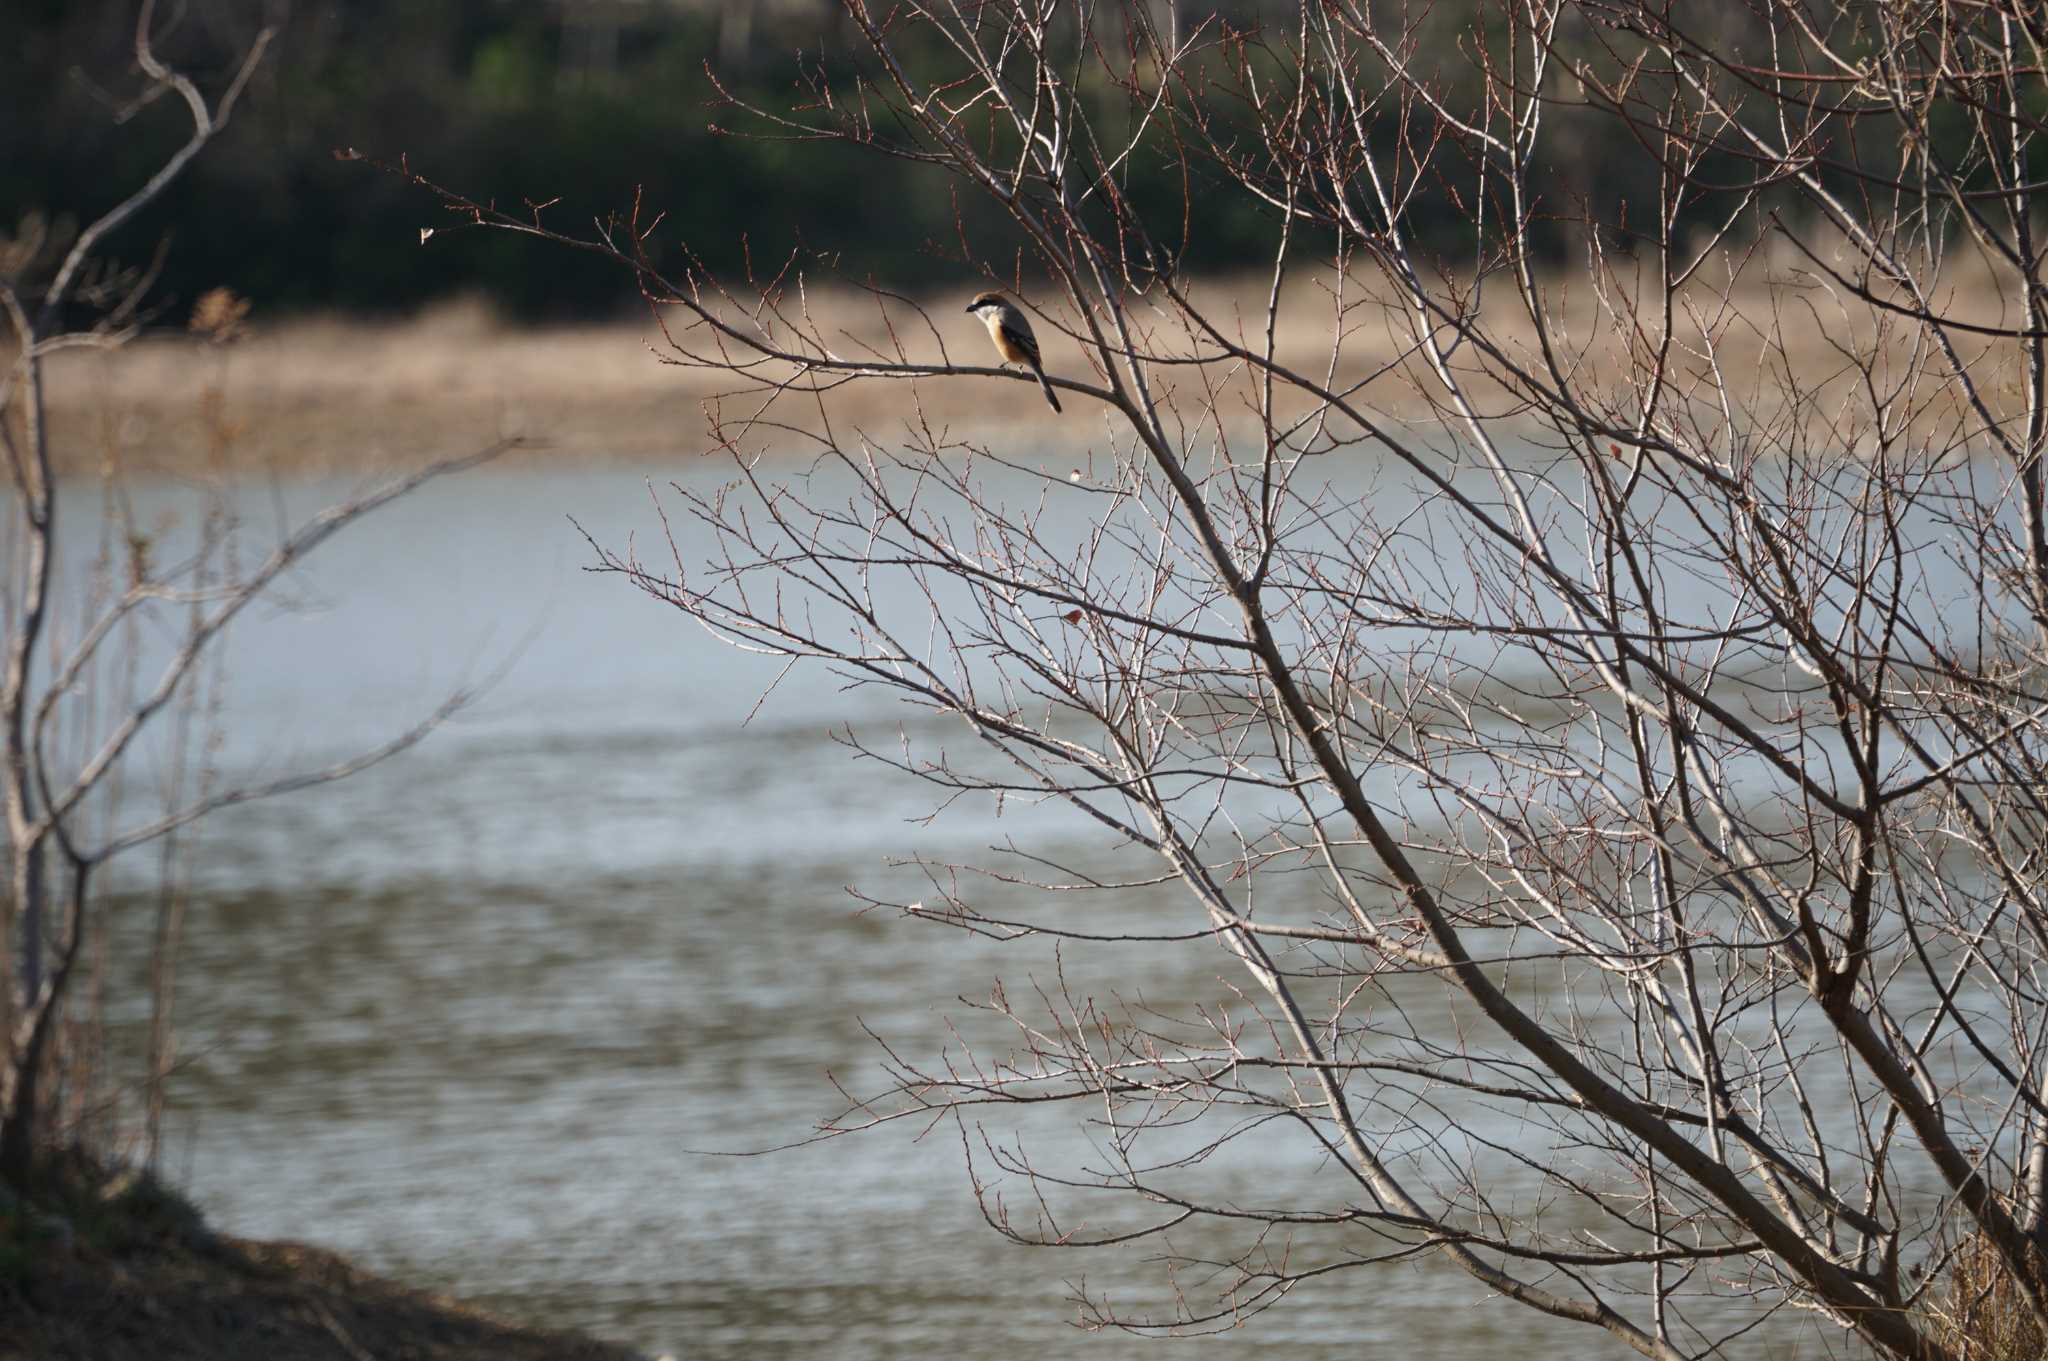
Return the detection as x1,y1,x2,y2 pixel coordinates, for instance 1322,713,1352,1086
20,256,2035,476
1926,1231,2048,1361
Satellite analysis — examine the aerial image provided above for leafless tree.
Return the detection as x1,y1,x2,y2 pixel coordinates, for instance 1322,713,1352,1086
395,0,2048,1355
1,0,504,1190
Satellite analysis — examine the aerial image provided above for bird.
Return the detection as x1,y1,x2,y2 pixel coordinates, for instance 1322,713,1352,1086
965,291,1061,413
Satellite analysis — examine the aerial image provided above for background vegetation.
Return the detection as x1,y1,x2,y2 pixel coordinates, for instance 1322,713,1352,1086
6,0,1690,320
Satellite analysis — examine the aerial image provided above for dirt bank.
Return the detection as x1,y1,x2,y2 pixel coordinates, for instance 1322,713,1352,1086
0,1162,642,1361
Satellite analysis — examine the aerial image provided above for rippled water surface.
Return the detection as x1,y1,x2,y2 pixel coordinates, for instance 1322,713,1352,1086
75,454,1921,1360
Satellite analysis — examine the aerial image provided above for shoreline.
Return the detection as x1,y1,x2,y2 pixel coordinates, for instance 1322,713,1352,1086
1,1162,646,1361
22,264,2029,478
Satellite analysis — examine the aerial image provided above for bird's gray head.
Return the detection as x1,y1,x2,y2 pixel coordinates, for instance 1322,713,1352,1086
966,291,1008,315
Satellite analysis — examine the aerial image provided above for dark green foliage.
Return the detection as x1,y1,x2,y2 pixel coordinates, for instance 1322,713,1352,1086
7,0,1688,320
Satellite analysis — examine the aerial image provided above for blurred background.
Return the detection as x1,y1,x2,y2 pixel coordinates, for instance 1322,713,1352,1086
3,0,1677,323
8,5,1834,1360
9,0,1259,318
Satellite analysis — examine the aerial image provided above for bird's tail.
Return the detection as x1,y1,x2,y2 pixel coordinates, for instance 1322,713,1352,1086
1033,365,1062,414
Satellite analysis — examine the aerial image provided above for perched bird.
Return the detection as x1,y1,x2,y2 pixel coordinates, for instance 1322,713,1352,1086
965,291,1061,413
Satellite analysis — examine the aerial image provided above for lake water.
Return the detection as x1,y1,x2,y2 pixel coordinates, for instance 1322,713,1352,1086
65,451,1918,1360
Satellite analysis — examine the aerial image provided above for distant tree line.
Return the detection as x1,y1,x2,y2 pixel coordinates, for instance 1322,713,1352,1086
7,0,1898,322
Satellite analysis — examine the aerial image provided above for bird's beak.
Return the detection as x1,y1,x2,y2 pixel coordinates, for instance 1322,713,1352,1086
963,304,976,313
